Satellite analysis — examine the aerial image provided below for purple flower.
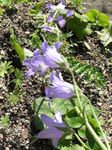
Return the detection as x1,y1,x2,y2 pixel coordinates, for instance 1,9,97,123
57,16,66,28
41,42,63,68
46,0,73,27
23,50,48,77
42,25,53,33
37,111,66,147
45,71,74,99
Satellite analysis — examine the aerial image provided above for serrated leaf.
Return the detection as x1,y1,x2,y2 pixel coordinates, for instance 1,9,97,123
67,56,106,87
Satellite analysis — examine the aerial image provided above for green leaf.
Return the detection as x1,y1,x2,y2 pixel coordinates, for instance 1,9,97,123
34,116,44,130
61,144,85,150
0,7,4,15
97,29,112,46
65,115,83,128
0,114,10,127
86,9,109,27
78,125,86,138
29,1,43,15
72,0,82,6
10,31,25,63
8,92,20,105
32,97,53,117
0,0,12,5
67,13,91,40
67,56,106,87
50,98,74,114
0,61,13,77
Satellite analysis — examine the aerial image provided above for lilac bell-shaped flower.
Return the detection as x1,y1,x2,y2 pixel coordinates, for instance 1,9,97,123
45,71,74,99
41,42,63,68
46,0,73,27
23,50,48,77
37,111,66,147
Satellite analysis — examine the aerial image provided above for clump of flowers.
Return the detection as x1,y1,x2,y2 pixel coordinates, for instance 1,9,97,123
23,1,111,150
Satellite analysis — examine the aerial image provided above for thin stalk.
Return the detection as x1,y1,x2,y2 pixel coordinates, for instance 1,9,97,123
89,101,111,150
74,133,91,150
79,90,110,150
84,112,107,150
50,11,58,26
68,68,82,111
35,97,45,116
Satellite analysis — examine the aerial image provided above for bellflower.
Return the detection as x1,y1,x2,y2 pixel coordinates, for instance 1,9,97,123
37,111,66,147
45,71,74,99
42,25,54,33
23,50,48,77
41,42,63,68
46,0,73,27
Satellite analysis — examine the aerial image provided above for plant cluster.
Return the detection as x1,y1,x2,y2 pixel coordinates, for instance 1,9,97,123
0,0,111,149
22,0,111,150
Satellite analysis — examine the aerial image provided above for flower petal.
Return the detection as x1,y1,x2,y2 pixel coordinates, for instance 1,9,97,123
66,9,73,17
54,42,62,50
46,4,55,10
25,69,34,77
42,25,53,33
57,16,65,28
47,12,54,22
41,42,50,53
37,127,64,139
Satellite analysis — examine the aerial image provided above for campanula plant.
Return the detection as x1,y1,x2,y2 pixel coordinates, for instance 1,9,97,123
23,1,111,150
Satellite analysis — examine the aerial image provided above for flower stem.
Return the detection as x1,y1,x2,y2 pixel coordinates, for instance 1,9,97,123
84,112,108,150
68,68,82,111
74,133,91,150
35,97,45,116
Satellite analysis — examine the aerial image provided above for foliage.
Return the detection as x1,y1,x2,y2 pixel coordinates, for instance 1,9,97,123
86,9,110,28
0,0,111,149
29,1,43,15
0,114,10,127
67,12,92,40
10,30,25,63
0,61,14,77
67,56,106,87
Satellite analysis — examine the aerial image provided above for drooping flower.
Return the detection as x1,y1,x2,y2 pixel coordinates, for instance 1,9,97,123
41,42,63,68
56,16,66,28
46,0,73,27
23,50,48,77
42,25,54,33
37,111,66,147
45,71,74,99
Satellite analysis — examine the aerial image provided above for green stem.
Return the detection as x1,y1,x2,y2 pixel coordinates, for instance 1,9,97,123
89,101,111,150
74,133,91,150
68,68,82,111
79,90,110,150
35,97,45,116
50,11,58,26
84,112,107,150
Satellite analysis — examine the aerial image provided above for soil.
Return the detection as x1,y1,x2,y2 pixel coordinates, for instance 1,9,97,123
0,1,112,150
